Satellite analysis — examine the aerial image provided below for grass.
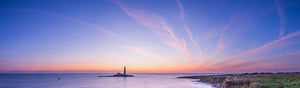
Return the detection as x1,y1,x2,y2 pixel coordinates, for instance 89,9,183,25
178,72,300,88
253,73,300,88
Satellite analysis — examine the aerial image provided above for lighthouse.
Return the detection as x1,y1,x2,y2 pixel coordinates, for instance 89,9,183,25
124,66,126,76
98,66,133,77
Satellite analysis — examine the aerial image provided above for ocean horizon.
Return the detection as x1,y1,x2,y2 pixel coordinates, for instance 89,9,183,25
0,73,216,88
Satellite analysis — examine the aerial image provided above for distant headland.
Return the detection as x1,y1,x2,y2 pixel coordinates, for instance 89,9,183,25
98,66,133,77
178,72,300,88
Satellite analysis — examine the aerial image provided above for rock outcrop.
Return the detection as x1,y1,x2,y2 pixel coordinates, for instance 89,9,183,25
98,73,134,77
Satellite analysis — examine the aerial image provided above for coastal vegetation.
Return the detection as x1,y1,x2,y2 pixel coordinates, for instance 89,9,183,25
178,72,300,88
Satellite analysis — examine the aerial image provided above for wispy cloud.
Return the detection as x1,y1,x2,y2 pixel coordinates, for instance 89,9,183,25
0,60,6,62
212,11,256,56
200,27,223,40
221,51,300,72
120,45,164,60
176,0,185,20
274,0,286,37
181,39,198,65
193,50,300,73
214,30,300,66
212,20,232,56
114,0,198,66
176,0,202,56
283,51,300,56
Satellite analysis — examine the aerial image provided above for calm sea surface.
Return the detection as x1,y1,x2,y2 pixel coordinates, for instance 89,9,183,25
0,73,215,88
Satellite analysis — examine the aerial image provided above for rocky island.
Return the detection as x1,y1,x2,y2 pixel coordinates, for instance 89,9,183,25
178,72,300,88
98,66,134,77
98,73,134,77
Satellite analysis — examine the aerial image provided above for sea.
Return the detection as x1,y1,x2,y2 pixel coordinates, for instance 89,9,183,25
0,73,215,88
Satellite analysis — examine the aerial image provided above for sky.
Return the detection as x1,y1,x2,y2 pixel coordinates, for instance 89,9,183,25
0,0,300,73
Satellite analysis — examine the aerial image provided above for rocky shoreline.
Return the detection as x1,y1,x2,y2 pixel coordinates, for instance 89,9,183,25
178,72,300,88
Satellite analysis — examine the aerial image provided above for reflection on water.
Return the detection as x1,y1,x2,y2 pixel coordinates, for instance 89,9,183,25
0,73,215,88
123,77,127,88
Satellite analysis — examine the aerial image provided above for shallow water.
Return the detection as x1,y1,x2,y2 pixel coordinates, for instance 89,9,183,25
0,73,215,88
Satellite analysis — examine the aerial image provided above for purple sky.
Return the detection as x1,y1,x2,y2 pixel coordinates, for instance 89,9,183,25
0,0,300,73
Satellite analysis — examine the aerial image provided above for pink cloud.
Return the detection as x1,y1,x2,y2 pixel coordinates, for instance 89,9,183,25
176,0,185,20
211,3,272,57
200,27,223,40
176,0,203,56
182,39,198,66
213,12,256,56
274,0,286,37
283,51,300,56
194,51,300,73
115,0,198,66
225,52,300,72
214,30,300,66
120,45,164,60
212,19,232,56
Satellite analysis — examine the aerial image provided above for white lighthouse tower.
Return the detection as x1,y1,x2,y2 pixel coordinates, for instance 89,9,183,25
124,66,126,76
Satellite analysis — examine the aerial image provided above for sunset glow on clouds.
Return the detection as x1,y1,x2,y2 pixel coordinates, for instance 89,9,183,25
0,0,300,73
